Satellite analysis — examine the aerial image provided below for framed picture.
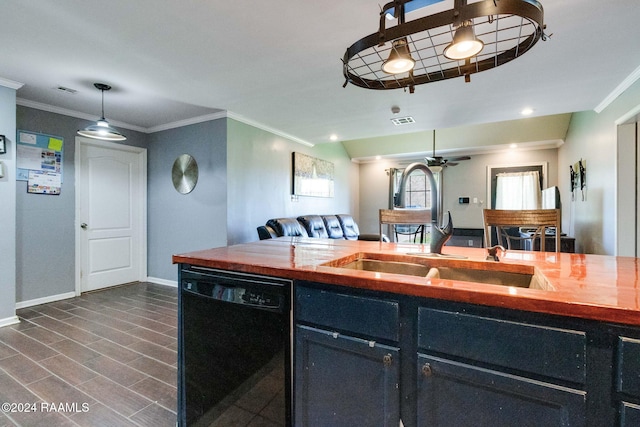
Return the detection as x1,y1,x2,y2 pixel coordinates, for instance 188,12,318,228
292,152,334,198
0,135,5,154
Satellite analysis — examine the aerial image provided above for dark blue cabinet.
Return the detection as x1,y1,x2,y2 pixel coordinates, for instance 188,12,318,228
620,403,640,426
416,307,587,426
293,281,638,427
295,325,400,427
294,285,401,426
617,337,640,426
417,354,585,426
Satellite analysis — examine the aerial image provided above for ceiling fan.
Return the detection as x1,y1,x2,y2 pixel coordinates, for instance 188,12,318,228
425,130,471,168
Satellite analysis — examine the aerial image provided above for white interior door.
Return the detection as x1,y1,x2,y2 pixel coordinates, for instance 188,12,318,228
76,139,147,293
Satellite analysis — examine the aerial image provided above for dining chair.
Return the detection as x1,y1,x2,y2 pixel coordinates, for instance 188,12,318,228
379,209,431,243
482,209,561,252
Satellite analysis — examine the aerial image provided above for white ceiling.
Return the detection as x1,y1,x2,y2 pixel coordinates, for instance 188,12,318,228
1,0,639,148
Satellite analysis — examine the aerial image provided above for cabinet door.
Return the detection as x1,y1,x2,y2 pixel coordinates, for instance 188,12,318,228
295,325,400,427
417,354,586,427
620,402,640,426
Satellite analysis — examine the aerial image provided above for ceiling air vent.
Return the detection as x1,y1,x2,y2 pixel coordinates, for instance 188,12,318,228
391,116,415,126
54,86,78,95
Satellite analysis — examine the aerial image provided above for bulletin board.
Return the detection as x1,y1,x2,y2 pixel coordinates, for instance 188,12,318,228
16,130,63,193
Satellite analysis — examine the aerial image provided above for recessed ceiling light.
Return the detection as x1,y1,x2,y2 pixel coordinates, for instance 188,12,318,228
375,155,382,160
510,143,518,149
329,134,338,141
521,108,534,116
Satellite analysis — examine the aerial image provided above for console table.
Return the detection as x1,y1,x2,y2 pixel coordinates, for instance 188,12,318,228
519,232,576,253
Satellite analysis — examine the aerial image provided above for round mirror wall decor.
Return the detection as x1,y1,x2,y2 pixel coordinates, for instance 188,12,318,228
172,154,198,194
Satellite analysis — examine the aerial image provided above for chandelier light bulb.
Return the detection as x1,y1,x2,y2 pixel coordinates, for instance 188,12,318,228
444,21,484,60
382,39,415,74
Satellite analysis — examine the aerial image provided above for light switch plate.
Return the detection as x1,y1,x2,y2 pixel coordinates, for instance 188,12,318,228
0,135,5,154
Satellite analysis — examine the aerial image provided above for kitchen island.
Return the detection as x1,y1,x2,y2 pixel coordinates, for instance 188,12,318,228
174,238,640,426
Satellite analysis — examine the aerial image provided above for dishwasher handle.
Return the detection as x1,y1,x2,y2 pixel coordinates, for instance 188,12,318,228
182,279,285,312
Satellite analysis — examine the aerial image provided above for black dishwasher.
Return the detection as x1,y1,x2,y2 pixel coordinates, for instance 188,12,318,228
178,265,292,426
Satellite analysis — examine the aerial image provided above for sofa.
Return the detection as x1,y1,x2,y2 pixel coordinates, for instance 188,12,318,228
257,214,387,241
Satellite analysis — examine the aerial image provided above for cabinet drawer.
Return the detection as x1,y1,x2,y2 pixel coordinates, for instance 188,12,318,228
417,354,586,427
618,337,640,399
296,286,399,342
418,307,586,384
620,402,640,426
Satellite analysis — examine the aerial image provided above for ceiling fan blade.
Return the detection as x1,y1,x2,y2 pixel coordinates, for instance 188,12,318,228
446,162,458,166
447,156,471,162
426,156,445,165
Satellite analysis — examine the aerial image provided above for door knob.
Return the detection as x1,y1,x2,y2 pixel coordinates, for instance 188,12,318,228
80,223,88,229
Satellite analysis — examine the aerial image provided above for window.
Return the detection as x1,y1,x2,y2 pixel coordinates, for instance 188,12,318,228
394,169,433,209
487,163,547,209
391,168,438,243
495,171,542,209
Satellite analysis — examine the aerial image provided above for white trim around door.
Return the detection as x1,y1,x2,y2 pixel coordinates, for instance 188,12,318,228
74,138,147,296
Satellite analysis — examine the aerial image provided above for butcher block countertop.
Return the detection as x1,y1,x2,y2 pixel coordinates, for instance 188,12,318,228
173,238,640,327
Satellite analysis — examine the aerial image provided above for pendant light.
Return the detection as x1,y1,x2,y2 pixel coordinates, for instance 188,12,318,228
443,20,484,60
343,0,545,92
77,83,126,141
382,38,415,74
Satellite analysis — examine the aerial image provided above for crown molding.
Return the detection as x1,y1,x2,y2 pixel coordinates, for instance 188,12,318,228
16,98,313,146
226,111,314,147
146,111,227,133
16,98,148,133
594,64,640,113
0,77,24,90
351,139,564,164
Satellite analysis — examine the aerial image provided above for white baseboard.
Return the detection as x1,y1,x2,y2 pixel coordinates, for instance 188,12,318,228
0,316,20,328
15,280,176,311
15,291,77,309
146,277,178,288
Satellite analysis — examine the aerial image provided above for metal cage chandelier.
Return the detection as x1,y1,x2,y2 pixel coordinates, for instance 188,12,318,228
342,0,545,93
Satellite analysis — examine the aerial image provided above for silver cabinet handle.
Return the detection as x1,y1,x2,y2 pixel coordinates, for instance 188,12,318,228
422,362,433,377
383,353,392,367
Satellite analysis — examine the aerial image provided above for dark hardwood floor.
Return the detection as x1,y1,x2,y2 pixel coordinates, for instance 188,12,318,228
0,282,177,427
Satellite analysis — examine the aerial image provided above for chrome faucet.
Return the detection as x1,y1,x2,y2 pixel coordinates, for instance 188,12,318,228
397,162,453,254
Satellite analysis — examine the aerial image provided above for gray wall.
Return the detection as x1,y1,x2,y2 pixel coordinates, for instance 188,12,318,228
226,118,359,245
559,78,640,255
147,119,227,282
12,109,358,298
15,106,148,302
358,148,559,235
443,149,559,228
0,86,17,323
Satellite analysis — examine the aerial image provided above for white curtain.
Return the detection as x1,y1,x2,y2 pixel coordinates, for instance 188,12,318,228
495,171,541,209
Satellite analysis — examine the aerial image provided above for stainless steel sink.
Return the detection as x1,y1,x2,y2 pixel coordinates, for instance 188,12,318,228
321,252,551,290
339,259,431,277
425,266,533,288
